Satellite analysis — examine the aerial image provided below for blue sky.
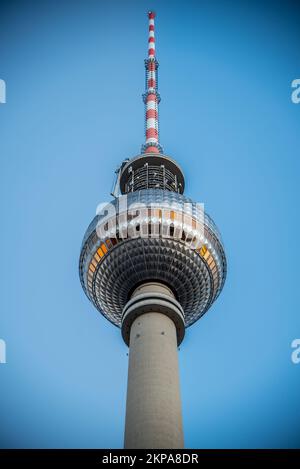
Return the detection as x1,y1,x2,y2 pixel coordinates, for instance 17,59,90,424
0,0,300,448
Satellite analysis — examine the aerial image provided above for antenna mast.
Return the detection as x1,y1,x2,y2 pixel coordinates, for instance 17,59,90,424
141,11,163,154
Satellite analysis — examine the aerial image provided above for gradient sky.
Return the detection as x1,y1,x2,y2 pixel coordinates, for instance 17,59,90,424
0,0,300,448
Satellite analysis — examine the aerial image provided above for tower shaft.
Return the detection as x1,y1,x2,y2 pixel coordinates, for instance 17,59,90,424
123,283,184,449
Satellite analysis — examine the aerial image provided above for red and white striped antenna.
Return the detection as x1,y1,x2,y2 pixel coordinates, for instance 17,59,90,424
142,11,163,154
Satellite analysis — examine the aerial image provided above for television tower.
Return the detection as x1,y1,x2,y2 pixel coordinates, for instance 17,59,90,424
79,11,227,449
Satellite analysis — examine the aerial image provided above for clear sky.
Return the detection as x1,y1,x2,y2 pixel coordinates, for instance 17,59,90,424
0,0,300,448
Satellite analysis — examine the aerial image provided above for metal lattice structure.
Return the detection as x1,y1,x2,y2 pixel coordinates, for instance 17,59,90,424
119,153,185,194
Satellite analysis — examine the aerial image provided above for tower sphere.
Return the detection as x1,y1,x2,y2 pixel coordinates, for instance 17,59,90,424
79,161,226,338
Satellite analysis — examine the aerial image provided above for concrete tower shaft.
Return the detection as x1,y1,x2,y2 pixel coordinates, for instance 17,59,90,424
123,283,184,449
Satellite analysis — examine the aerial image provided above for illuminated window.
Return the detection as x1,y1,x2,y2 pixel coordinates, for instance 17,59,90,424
101,243,108,254
200,245,207,257
204,250,210,260
97,247,104,258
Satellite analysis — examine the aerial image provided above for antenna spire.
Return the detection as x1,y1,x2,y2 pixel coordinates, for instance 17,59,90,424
141,11,163,154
